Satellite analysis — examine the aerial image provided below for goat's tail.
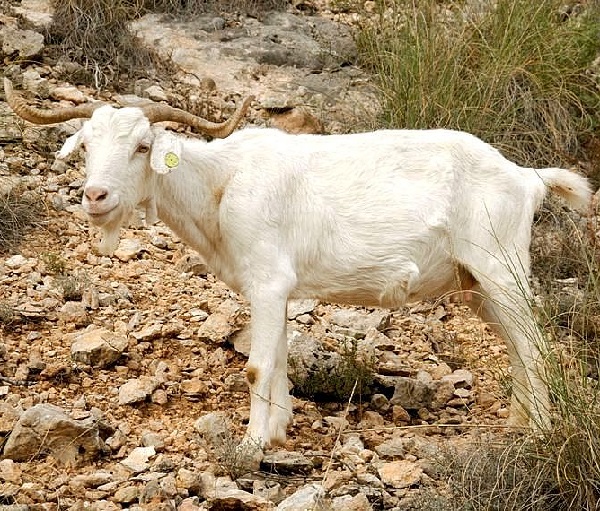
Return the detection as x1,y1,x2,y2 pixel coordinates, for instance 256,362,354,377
537,167,593,213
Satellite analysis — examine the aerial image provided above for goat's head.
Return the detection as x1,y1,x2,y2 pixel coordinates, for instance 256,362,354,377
4,78,252,254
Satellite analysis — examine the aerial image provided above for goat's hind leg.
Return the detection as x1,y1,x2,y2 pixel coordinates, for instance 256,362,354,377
466,268,551,430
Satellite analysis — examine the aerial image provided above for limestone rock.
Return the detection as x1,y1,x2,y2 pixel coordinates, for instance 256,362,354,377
2,28,44,58
51,86,86,104
180,378,209,397
0,403,21,434
114,238,146,262
120,446,156,473
13,0,53,29
276,484,325,511
132,323,163,342
377,460,423,489
269,108,324,134
287,299,318,320
253,480,284,504
331,493,372,511
3,404,107,463
141,431,166,452
179,498,202,511
0,459,22,485
207,490,272,511
118,377,160,405
441,369,474,388
287,331,342,383
4,254,29,269
197,299,241,343
59,301,90,326
329,309,390,339
194,412,228,441
113,485,139,504
431,380,456,410
374,438,405,459
261,451,314,475
176,468,202,494
70,326,128,368
389,377,435,410
231,326,252,356
144,85,168,102
175,253,208,275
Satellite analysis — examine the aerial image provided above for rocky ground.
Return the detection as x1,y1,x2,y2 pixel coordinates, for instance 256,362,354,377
0,1,594,510
0,194,513,510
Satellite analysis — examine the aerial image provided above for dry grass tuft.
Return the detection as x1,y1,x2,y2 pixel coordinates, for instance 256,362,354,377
0,182,44,253
143,0,289,17
47,0,159,88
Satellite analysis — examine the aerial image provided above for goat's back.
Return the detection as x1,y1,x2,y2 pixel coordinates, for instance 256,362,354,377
216,128,587,306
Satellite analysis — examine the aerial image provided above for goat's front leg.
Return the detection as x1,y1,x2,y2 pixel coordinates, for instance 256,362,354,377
245,282,292,448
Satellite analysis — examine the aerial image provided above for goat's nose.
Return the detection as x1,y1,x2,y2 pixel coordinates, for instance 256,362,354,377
85,186,109,202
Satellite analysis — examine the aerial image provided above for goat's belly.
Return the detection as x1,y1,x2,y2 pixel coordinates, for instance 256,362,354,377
291,260,460,308
291,262,420,308
290,287,389,308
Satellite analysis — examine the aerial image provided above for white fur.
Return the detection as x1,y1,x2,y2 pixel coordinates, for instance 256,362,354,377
62,105,592,447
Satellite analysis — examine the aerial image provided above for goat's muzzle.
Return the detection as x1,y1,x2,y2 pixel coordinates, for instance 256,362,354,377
82,185,120,225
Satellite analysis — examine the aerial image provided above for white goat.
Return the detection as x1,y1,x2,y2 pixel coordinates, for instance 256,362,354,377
5,79,592,447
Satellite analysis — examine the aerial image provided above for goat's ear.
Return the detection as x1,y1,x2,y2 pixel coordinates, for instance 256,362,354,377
150,129,184,175
56,130,84,160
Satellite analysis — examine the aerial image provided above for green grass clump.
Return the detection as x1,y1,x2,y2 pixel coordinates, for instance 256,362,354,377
289,339,376,402
356,0,600,170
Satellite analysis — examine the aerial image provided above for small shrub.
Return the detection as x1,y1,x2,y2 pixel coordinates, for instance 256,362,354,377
0,303,15,325
54,273,88,302
289,338,376,402
47,0,158,88
41,251,67,275
41,252,90,301
442,420,600,510
0,184,43,253
213,429,262,480
443,439,558,510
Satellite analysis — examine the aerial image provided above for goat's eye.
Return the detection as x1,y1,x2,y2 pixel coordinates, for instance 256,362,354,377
136,144,150,154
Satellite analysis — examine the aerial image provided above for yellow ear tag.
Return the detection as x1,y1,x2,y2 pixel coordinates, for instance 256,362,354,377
164,152,179,169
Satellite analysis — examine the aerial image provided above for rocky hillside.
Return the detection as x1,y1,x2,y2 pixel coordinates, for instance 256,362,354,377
0,1,593,510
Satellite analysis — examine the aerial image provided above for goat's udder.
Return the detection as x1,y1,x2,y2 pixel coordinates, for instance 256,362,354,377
450,265,477,303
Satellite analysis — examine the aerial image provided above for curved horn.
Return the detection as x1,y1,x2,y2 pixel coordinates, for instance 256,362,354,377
142,96,254,138
3,78,104,125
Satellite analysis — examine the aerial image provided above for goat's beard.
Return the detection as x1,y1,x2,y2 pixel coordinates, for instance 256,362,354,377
86,206,132,256
87,198,157,256
98,225,121,255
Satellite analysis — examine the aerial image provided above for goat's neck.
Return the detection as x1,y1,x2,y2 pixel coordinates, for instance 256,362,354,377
153,139,235,278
